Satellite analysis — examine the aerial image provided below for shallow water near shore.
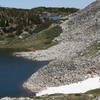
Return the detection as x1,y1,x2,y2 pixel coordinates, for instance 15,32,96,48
0,49,48,98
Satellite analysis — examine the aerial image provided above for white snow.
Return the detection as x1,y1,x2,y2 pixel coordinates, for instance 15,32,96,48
36,76,100,96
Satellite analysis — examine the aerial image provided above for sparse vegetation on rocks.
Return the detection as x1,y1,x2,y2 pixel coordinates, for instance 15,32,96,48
0,93,100,100
0,7,78,49
15,0,100,95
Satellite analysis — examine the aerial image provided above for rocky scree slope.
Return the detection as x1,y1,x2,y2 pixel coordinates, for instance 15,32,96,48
20,0,100,93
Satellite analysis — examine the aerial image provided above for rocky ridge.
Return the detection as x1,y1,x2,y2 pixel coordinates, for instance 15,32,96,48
15,0,100,94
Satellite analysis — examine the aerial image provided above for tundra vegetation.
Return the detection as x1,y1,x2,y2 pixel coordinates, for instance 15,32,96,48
0,92,100,100
0,7,78,50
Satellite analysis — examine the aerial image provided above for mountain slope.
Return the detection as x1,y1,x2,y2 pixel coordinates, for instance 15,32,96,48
0,7,78,49
16,0,100,93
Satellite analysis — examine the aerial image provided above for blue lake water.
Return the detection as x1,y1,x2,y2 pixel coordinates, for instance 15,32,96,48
40,16,62,20
0,49,48,98
48,16,62,20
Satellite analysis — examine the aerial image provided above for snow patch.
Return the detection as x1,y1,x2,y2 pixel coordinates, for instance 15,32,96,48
36,76,100,96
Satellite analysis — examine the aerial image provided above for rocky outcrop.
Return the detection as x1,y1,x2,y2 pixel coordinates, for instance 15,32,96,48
16,0,100,93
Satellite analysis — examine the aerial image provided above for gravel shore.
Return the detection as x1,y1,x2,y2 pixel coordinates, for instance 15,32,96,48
15,0,100,95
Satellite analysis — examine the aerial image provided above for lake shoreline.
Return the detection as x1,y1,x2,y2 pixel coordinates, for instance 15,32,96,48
0,49,48,98
12,44,100,96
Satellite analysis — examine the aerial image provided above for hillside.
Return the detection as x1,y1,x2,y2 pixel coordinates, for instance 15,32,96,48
0,7,78,50
15,0,100,95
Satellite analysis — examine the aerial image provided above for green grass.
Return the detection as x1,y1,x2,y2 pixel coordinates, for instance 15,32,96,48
86,41,100,55
86,89,100,95
33,94,95,100
0,36,5,41
32,25,62,49
0,25,62,50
